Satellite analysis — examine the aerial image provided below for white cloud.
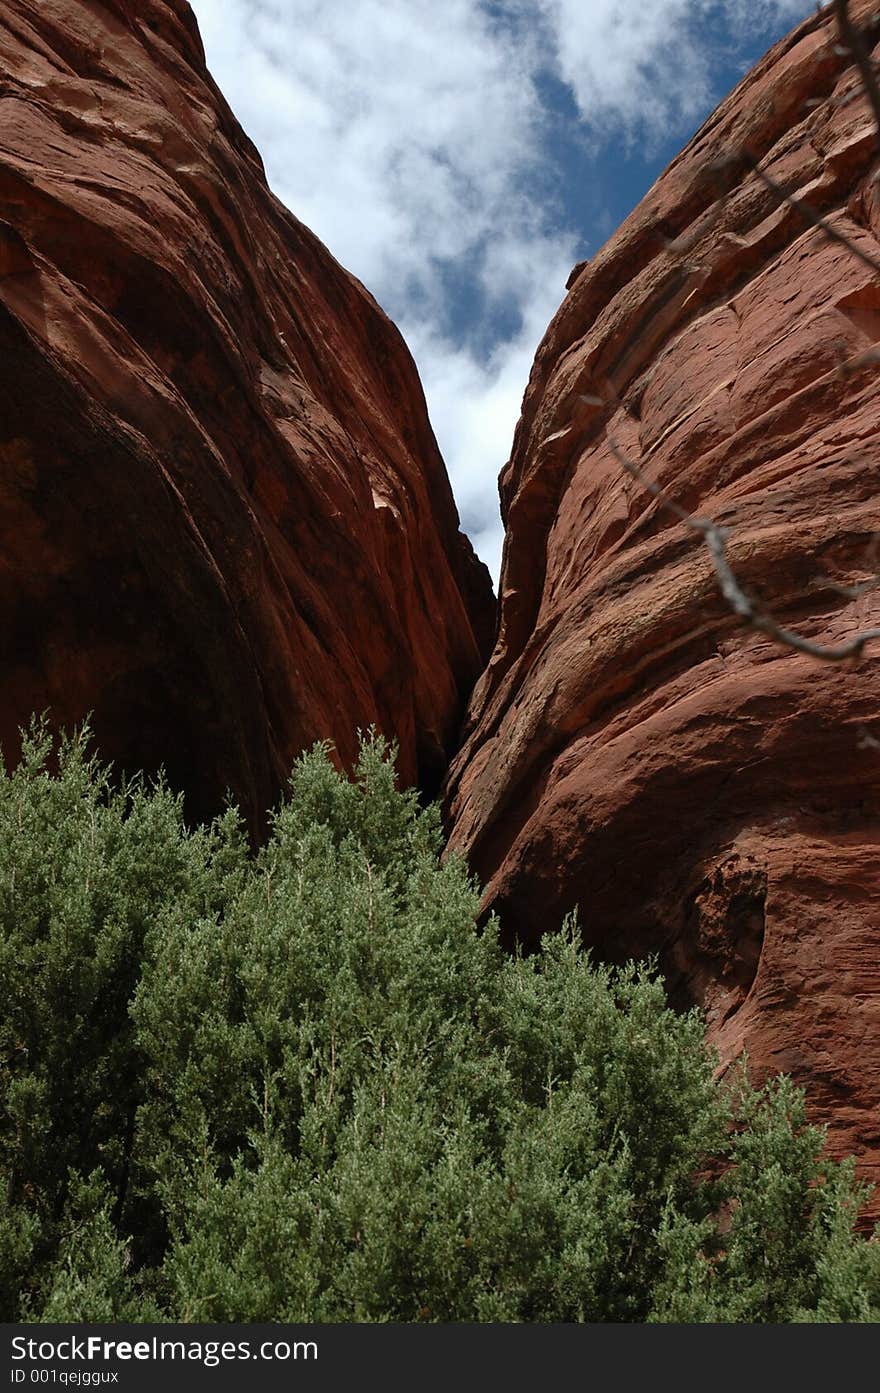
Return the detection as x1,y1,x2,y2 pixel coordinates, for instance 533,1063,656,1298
189,1,817,583
403,234,575,580
192,0,554,318
536,0,817,146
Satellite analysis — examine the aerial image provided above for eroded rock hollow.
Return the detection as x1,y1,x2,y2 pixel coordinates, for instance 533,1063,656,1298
0,0,494,831
445,1,880,1202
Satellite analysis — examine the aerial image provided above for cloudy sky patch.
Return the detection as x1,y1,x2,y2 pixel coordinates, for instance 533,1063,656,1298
189,0,817,581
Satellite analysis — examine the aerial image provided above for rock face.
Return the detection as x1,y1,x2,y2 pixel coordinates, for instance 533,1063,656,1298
0,0,494,830
446,1,880,1206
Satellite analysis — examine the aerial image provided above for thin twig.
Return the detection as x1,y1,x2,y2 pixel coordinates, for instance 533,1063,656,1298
708,3,880,280
834,0,880,161
735,154,880,279
608,438,880,662
823,574,880,599
605,1,880,663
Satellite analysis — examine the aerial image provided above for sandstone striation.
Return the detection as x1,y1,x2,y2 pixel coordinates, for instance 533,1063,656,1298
0,0,494,830
446,1,880,1206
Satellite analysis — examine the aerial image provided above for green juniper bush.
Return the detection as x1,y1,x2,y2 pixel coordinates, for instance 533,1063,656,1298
1,720,878,1322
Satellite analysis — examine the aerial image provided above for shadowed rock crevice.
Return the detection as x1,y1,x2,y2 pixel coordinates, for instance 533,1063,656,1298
666,857,768,1029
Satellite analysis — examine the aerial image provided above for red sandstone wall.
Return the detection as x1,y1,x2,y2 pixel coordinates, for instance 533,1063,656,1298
446,0,880,1207
0,0,494,829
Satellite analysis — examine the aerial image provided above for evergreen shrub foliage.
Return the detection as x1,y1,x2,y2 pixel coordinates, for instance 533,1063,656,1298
1,720,878,1322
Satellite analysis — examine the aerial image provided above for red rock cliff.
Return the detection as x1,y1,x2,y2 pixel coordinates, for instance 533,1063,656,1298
446,1,880,1204
0,0,494,828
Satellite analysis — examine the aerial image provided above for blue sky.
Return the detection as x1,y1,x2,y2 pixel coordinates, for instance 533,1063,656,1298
188,0,816,582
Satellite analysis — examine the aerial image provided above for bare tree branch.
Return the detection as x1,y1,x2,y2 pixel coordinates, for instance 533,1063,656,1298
823,573,880,598
834,0,880,160
709,4,880,279
736,153,880,279
608,437,880,663
606,0,880,665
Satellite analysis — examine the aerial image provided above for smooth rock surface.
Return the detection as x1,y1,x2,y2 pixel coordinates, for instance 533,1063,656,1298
0,0,494,829
446,0,880,1208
